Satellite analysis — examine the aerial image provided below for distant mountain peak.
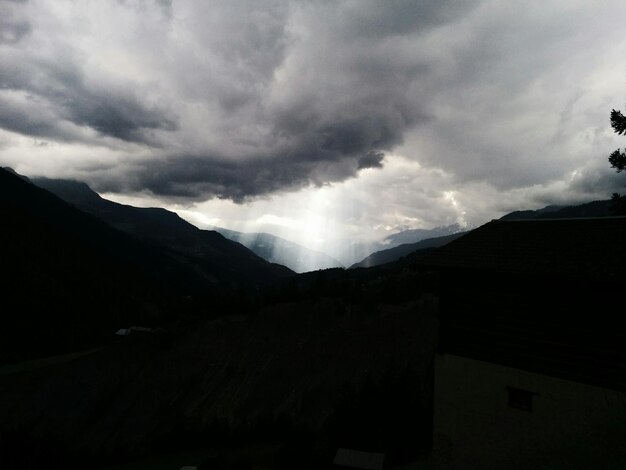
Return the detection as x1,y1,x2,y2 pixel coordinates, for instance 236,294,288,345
382,223,465,247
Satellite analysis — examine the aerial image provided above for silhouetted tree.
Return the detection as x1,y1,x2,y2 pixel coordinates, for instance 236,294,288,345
609,106,626,214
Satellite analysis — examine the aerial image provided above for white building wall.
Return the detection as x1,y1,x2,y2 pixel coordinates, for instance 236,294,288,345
433,354,626,469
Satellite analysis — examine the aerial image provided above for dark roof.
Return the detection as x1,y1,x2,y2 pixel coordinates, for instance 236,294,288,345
419,217,626,281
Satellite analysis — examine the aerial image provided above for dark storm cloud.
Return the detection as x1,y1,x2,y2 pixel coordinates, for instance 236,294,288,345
66,91,178,143
100,147,384,203
117,156,328,202
2,0,625,214
358,152,384,170
112,99,419,200
0,0,177,146
0,54,177,143
0,94,64,139
0,0,480,200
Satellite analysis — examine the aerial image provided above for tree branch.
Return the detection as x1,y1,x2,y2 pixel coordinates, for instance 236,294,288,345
611,109,626,135
609,149,626,172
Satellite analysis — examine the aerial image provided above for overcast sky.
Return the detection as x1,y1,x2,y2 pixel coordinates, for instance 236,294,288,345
2,0,626,256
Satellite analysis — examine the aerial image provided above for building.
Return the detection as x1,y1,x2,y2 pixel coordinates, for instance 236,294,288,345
420,217,626,469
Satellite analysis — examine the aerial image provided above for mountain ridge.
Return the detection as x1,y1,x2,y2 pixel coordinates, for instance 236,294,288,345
32,176,294,288
350,232,468,269
500,200,613,220
344,223,467,266
0,167,218,363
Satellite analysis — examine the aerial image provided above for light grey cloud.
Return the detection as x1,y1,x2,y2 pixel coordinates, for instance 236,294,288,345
0,0,31,47
0,17,30,44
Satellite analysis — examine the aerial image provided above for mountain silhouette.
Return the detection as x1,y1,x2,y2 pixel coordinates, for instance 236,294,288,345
381,223,466,247
32,177,293,288
350,232,468,268
500,200,613,220
0,168,217,363
345,223,466,265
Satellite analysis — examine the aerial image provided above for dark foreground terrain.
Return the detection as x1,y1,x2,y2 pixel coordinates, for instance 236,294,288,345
0,295,436,469
7,164,623,469
0,166,441,469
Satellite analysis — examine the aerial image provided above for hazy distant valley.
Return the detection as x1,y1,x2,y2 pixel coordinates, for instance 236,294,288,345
32,174,470,272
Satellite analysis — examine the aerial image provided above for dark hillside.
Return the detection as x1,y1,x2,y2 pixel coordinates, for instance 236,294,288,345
350,232,467,269
33,177,293,288
501,200,613,220
0,296,437,469
1,169,443,468
0,168,212,363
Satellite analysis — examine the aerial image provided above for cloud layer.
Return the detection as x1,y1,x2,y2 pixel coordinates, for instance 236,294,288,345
1,0,480,200
2,0,626,249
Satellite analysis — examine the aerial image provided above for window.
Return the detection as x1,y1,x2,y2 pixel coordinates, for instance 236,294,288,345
507,386,536,412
